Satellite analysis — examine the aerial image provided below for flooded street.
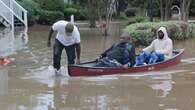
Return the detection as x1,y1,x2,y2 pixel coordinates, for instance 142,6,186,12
0,23,195,110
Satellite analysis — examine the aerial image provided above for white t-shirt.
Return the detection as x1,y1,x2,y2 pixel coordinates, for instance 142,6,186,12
52,20,80,46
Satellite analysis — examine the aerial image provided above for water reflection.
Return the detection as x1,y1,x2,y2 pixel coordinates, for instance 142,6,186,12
147,74,173,98
27,71,177,110
182,57,195,65
0,28,28,57
0,67,8,96
24,65,69,87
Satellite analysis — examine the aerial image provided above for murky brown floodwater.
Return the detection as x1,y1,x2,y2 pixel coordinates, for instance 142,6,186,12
0,23,195,110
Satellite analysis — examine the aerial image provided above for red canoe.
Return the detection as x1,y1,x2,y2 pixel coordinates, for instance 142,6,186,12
68,49,184,76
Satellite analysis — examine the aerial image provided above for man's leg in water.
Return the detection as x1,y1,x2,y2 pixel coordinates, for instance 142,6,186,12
53,39,64,71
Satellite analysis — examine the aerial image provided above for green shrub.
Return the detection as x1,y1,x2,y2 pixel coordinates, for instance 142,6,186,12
113,13,129,20
127,16,149,25
64,4,82,9
125,21,195,46
64,7,78,20
33,0,64,12
64,7,87,20
37,10,64,25
77,9,88,20
17,0,40,25
17,0,68,25
64,4,88,20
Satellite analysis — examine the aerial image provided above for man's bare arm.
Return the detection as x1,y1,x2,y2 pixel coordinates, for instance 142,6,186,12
47,27,54,47
75,43,81,64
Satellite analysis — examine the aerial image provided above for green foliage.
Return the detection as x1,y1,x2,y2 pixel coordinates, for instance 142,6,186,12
37,10,64,25
127,16,149,25
127,0,146,8
127,0,160,17
17,0,88,25
64,7,77,19
125,8,137,17
77,9,88,20
64,4,82,9
17,0,65,25
190,0,195,15
33,0,64,12
17,0,40,25
125,21,195,46
113,13,129,20
135,16,148,22
64,5,87,20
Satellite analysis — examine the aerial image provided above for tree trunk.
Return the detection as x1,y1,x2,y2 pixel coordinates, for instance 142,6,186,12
186,0,192,21
181,0,192,22
99,0,116,36
165,0,173,21
115,0,120,16
160,0,165,21
181,0,185,21
164,2,169,21
160,0,173,21
88,0,97,28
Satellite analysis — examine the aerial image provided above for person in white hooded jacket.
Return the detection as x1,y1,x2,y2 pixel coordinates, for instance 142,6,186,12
135,27,173,66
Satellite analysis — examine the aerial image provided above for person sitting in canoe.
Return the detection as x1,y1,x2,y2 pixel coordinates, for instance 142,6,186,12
135,26,173,66
94,32,136,68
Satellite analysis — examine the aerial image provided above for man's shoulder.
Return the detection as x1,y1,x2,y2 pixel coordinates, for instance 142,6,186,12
167,37,173,42
73,25,79,31
54,20,68,25
152,39,159,43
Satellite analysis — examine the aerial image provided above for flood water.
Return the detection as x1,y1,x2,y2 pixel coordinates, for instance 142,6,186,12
0,23,195,110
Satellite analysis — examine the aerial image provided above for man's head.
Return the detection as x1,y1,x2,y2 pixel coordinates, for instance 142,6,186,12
65,23,74,36
120,32,132,42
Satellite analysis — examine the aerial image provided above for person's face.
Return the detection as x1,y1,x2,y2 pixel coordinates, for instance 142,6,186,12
158,30,164,39
120,36,131,42
120,36,125,42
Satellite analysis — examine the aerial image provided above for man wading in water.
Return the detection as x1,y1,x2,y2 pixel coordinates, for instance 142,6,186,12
47,20,81,75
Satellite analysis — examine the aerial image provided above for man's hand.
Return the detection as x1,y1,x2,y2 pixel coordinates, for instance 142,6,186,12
76,58,80,64
47,41,51,47
97,55,104,61
96,56,102,62
122,64,129,69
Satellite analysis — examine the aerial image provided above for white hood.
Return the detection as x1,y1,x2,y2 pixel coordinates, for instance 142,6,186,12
143,27,173,58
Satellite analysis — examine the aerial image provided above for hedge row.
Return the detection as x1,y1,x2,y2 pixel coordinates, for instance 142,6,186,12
64,7,87,21
17,0,87,25
125,21,195,46
37,10,64,25
17,0,40,25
